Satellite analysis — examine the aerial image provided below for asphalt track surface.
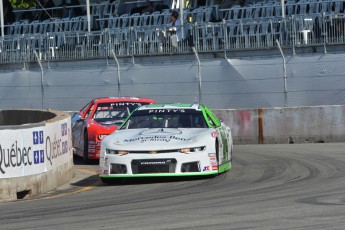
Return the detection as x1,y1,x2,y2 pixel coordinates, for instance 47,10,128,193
1,143,345,230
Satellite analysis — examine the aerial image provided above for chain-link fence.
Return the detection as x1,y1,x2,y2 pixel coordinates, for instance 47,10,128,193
0,49,345,111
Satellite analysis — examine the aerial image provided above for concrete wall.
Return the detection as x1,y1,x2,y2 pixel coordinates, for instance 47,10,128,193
0,110,73,201
214,105,345,144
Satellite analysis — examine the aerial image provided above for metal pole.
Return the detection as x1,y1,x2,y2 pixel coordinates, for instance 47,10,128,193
276,39,288,107
322,13,327,54
192,47,202,104
86,0,91,32
0,0,4,38
33,50,44,109
111,49,121,97
291,15,296,56
179,0,184,39
281,0,285,19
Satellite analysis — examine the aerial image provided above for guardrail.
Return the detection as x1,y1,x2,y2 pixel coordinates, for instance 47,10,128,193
0,13,344,63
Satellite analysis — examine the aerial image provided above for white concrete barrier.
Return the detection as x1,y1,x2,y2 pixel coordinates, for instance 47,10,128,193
214,105,345,144
0,110,73,201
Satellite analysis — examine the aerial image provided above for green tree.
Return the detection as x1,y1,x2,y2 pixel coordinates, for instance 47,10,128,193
9,0,37,9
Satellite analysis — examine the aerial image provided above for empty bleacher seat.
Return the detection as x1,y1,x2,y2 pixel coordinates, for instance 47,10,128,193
108,15,119,28
139,12,151,26
130,13,141,27
150,11,162,26
119,14,130,28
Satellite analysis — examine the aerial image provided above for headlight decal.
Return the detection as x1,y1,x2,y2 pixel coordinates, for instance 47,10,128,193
106,146,205,155
106,149,128,155
179,146,206,153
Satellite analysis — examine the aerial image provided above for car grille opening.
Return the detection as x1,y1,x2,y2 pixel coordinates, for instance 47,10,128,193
181,161,200,173
131,159,177,174
110,164,127,174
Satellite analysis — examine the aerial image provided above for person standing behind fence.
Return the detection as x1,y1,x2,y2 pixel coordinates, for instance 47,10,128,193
167,10,182,47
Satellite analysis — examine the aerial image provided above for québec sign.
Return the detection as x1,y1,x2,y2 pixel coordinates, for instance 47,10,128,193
0,120,72,179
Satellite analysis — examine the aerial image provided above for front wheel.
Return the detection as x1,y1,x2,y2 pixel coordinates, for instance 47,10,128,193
83,131,89,164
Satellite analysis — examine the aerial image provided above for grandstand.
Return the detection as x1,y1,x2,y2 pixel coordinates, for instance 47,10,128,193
1,0,345,63
1,0,345,110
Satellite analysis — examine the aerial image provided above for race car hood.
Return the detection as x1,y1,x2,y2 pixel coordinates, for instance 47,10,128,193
87,119,119,133
103,128,213,150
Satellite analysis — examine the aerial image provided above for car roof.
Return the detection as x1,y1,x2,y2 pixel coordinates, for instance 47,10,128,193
136,103,202,111
92,97,156,104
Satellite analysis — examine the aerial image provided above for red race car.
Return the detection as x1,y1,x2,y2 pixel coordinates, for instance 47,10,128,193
72,97,156,162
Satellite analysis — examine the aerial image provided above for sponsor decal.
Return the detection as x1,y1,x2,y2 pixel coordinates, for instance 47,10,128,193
45,135,70,166
133,159,174,166
212,166,218,171
33,131,45,165
61,123,68,136
124,135,190,143
33,131,44,145
0,142,32,174
141,129,182,136
148,109,185,113
208,153,216,157
203,166,210,171
110,102,142,107
140,161,167,165
210,161,217,166
209,157,216,161
33,150,40,164
0,124,72,175
34,150,44,165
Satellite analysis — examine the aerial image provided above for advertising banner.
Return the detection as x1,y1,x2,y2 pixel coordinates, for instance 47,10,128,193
0,117,72,179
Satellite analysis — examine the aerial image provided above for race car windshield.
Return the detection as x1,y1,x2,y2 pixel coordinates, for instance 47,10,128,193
122,109,208,129
93,102,148,125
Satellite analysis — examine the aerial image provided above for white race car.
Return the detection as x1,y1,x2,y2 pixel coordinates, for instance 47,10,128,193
99,103,233,183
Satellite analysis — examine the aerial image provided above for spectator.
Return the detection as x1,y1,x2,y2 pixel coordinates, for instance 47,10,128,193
167,10,183,47
62,0,82,18
3,0,15,25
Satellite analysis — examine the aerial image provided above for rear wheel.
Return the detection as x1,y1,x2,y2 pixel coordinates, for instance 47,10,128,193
83,131,89,164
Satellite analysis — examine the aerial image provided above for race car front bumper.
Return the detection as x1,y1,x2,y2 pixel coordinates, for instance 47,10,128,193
99,152,231,178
